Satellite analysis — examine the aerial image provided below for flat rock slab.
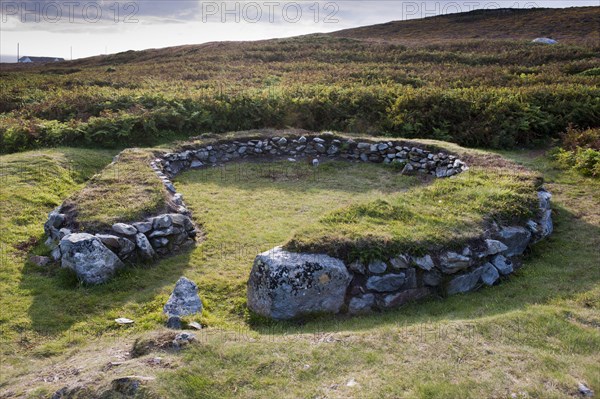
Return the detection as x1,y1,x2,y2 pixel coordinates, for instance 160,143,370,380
247,247,351,320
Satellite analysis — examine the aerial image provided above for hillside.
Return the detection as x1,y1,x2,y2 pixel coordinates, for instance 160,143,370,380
331,7,600,44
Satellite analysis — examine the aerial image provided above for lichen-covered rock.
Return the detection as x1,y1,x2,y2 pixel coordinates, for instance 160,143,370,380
247,247,351,320
96,234,135,257
59,233,124,284
112,223,137,236
498,226,531,257
163,277,203,318
135,233,156,260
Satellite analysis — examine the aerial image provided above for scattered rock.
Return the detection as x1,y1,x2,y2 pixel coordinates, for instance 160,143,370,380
163,277,203,319
247,247,351,319
172,332,195,349
532,37,558,44
578,382,594,397
29,255,50,267
111,376,154,396
60,233,124,284
115,317,134,325
188,321,203,330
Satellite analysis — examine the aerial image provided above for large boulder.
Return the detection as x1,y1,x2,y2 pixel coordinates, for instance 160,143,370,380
163,277,203,317
247,247,351,320
59,233,124,284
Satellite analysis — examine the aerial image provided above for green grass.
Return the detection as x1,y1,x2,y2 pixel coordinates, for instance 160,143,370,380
0,146,598,398
70,148,168,232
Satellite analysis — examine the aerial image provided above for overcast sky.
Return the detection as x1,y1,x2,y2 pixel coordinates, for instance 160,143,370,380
0,1,596,62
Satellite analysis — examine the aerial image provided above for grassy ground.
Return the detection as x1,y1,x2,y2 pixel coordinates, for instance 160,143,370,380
0,147,598,398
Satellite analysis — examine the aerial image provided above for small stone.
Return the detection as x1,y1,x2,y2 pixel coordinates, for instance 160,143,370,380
414,255,434,271
188,321,203,330
348,260,366,274
298,136,307,144
578,382,594,397
390,254,410,269
366,273,405,292
112,223,137,236
29,255,50,267
481,262,500,286
348,294,375,314
51,246,61,261
368,260,387,274
115,317,134,325
423,270,442,287
152,215,173,230
277,137,288,146
313,137,325,144
166,316,182,329
132,222,152,234
346,378,358,387
312,159,319,167
190,160,203,168
172,332,196,349
440,251,471,274
484,239,508,256
401,163,414,175
238,146,247,154
491,254,513,275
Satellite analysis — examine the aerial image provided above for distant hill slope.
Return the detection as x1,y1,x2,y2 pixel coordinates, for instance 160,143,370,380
330,7,600,44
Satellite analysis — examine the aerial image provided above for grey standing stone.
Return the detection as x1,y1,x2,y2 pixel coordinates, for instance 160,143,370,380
366,273,406,293
60,233,124,284
491,254,513,275
247,247,351,320
481,262,500,286
498,226,531,257
539,209,553,238
163,277,203,318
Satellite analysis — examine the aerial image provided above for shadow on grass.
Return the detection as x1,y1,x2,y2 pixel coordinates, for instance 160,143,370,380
18,246,194,336
249,202,600,334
